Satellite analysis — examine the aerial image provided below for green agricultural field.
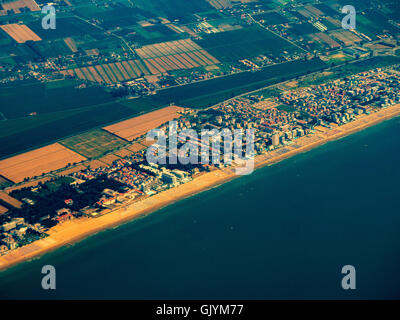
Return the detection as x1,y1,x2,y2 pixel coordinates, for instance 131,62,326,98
386,2,400,20
131,25,182,45
253,12,289,25
0,80,114,119
336,0,373,11
357,10,400,39
60,129,128,159
30,40,73,58
276,104,297,113
27,17,100,40
196,26,298,62
75,4,111,19
197,11,224,20
78,37,121,54
120,97,162,114
98,5,150,29
289,22,318,35
134,0,213,22
314,3,339,16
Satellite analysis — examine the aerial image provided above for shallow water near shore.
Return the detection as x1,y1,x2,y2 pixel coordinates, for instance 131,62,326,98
1,117,400,299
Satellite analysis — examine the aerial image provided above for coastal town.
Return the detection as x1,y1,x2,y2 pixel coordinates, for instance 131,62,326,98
0,63,399,257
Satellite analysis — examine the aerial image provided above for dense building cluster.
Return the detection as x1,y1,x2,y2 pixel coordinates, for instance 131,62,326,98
279,66,400,125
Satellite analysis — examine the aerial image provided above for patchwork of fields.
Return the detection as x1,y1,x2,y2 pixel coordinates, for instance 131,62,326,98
61,60,151,84
136,39,220,73
312,33,340,49
329,30,362,47
0,104,182,186
62,39,220,83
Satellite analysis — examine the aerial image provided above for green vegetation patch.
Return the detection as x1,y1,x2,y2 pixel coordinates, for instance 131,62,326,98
0,81,114,119
357,11,400,39
276,104,297,113
253,12,289,25
196,26,298,62
134,0,213,22
289,22,318,35
60,129,127,159
27,17,100,40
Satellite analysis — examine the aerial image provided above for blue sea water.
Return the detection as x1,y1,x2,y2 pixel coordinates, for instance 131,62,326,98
1,117,400,299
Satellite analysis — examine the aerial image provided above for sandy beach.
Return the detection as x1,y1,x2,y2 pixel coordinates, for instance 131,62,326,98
1,103,400,272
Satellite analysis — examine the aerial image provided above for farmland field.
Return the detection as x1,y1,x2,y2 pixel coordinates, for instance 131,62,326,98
132,24,182,45
27,17,100,40
85,4,154,29
134,0,213,22
0,191,22,208
0,143,86,183
253,12,289,25
65,59,153,83
32,40,73,58
136,39,219,73
0,0,40,15
356,11,400,38
127,143,147,153
314,3,339,16
98,154,120,166
59,129,128,159
103,106,184,141
195,26,298,62
0,80,114,119
0,24,41,43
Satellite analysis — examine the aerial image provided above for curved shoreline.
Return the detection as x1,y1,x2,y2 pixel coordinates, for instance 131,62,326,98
1,104,400,272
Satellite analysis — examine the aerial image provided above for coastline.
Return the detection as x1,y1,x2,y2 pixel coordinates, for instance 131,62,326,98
1,103,400,272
